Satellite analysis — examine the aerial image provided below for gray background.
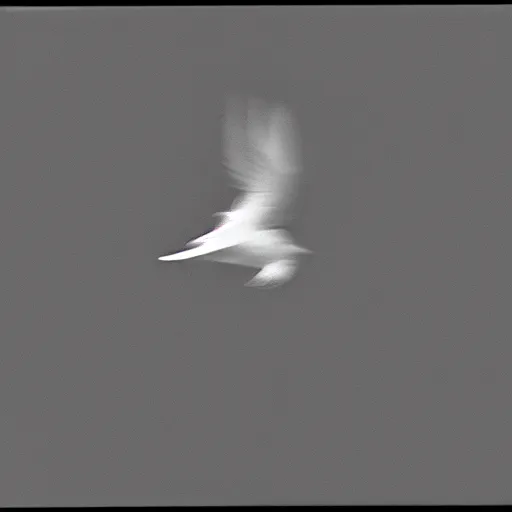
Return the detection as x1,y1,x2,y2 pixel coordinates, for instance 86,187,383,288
3,6,511,506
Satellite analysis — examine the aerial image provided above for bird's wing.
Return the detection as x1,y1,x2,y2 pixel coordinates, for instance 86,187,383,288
159,220,255,262
158,237,241,261
222,96,302,228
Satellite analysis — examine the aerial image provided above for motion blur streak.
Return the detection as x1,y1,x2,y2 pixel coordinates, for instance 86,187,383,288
158,96,311,289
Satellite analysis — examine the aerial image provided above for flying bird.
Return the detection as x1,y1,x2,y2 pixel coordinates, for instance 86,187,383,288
158,96,311,288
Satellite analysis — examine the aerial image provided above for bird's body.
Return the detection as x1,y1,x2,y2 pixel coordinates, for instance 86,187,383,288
203,228,307,265
158,96,311,288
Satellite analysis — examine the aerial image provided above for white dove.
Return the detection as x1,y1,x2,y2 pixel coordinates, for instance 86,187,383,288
158,96,311,288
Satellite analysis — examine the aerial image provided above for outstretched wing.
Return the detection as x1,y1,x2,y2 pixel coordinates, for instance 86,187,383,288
158,236,241,261
222,96,302,228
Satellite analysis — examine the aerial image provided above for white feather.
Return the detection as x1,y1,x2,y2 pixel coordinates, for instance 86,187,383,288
222,96,302,229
